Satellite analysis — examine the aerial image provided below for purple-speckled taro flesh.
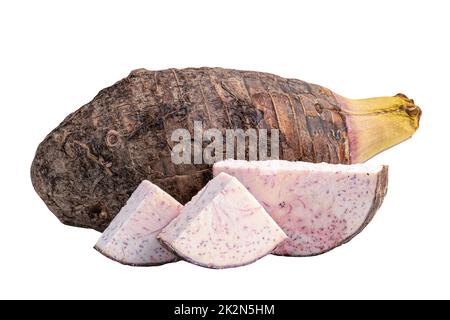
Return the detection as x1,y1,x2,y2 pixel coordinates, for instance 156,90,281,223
95,180,183,266
158,172,287,269
213,160,388,256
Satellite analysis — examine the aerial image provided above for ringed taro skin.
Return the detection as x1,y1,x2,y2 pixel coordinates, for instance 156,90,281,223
30,67,420,232
95,180,183,266
213,160,388,256
158,172,288,269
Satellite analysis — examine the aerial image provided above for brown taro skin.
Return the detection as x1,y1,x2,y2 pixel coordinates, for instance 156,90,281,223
31,67,401,231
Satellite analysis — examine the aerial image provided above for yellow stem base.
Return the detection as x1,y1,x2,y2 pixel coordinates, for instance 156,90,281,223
336,93,421,163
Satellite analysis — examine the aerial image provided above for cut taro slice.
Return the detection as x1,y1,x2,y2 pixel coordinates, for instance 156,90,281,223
158,172,287,269
95,180,183,266
213,160,388,256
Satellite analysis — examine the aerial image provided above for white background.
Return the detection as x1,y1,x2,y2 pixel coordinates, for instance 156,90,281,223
1,0,449,299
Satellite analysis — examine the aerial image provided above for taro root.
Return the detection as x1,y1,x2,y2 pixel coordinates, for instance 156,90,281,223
158,172,287,269
30,67,419,231
95,180,182,266
213,160,388,256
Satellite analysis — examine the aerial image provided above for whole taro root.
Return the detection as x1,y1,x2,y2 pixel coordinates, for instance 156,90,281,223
31,68,421,231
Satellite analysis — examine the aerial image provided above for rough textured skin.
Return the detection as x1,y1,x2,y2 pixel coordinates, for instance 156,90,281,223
213,160,388,256
30,67,394,231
